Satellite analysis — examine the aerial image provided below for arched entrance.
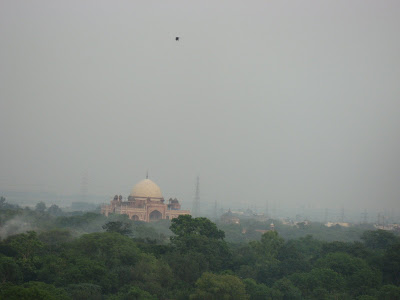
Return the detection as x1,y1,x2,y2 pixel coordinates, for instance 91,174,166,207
132,215,139,221
149,210,162,221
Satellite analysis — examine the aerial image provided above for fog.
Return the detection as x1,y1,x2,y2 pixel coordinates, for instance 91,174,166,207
1,1,399,217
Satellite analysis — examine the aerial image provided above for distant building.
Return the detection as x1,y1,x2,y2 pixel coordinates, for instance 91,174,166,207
221,209,240,224
270,222,275,231
374,223,400,231
325,222,350,228
253,213,268,222
101,178,190,222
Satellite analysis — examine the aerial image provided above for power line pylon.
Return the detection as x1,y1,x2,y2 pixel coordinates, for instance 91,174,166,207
340,207,345,223
362,209,368,224
324,208,329,223
80,170,88,202
192,176,200,217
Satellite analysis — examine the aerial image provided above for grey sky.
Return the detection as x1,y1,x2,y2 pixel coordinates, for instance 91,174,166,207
1,1,399,213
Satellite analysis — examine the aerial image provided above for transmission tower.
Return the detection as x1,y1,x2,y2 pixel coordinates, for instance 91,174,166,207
80,170,88,202
340,207,345,223
214,200,218,220
324,208,329,223
192,176,200,217
361,209,368,224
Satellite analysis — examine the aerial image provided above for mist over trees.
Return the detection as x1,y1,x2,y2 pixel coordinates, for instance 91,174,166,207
0,198,400,299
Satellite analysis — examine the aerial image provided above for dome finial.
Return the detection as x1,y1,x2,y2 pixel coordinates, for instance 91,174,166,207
146,170,149,179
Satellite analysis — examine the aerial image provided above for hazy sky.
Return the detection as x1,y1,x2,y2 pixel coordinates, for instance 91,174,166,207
1,1,399,213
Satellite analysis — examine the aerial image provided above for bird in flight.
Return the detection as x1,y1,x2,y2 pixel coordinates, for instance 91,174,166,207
175,37,180,41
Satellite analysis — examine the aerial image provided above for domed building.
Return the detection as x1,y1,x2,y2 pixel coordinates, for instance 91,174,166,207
101,177,190,222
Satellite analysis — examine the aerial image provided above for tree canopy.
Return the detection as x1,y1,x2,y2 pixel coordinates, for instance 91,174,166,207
170,215,225,239
1,204,399,299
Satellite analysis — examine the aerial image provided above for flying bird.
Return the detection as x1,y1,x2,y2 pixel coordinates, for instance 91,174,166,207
175,37,180,41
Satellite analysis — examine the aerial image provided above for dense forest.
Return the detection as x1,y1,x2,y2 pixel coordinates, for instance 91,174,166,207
0,198,399,299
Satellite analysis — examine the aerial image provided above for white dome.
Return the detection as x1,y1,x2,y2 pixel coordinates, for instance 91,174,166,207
130,179,163,199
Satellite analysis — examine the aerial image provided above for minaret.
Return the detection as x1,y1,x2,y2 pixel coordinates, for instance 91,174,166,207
192,176,200,217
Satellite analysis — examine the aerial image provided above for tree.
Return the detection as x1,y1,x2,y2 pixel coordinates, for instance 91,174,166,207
357,296,378,300
1,231,43,281
243,278,281,300
383,242,400,285
102,221,132,236
277,241,310,276
289,268,345,297
171,233,232,273
377,285,400,300
110,285,157,300
71,232,141,268
272,278,302,300
35,202,47,212
170,215,225,239
348,266,382,297
315,252,368,277
132,223,162,242
58,256,108,289
169,216,231,273
361,230,399,251
130,253,174,298
47,204,63,216
4,231,43,261
315,252,381,297
289,235,323,260
66,283,102,300
165,251,209,284
250,231,284,262
0,256,22,283
38,229,73,253
0,197,18,211
190,272,249,300
0,281,70,300
55,212,107,232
